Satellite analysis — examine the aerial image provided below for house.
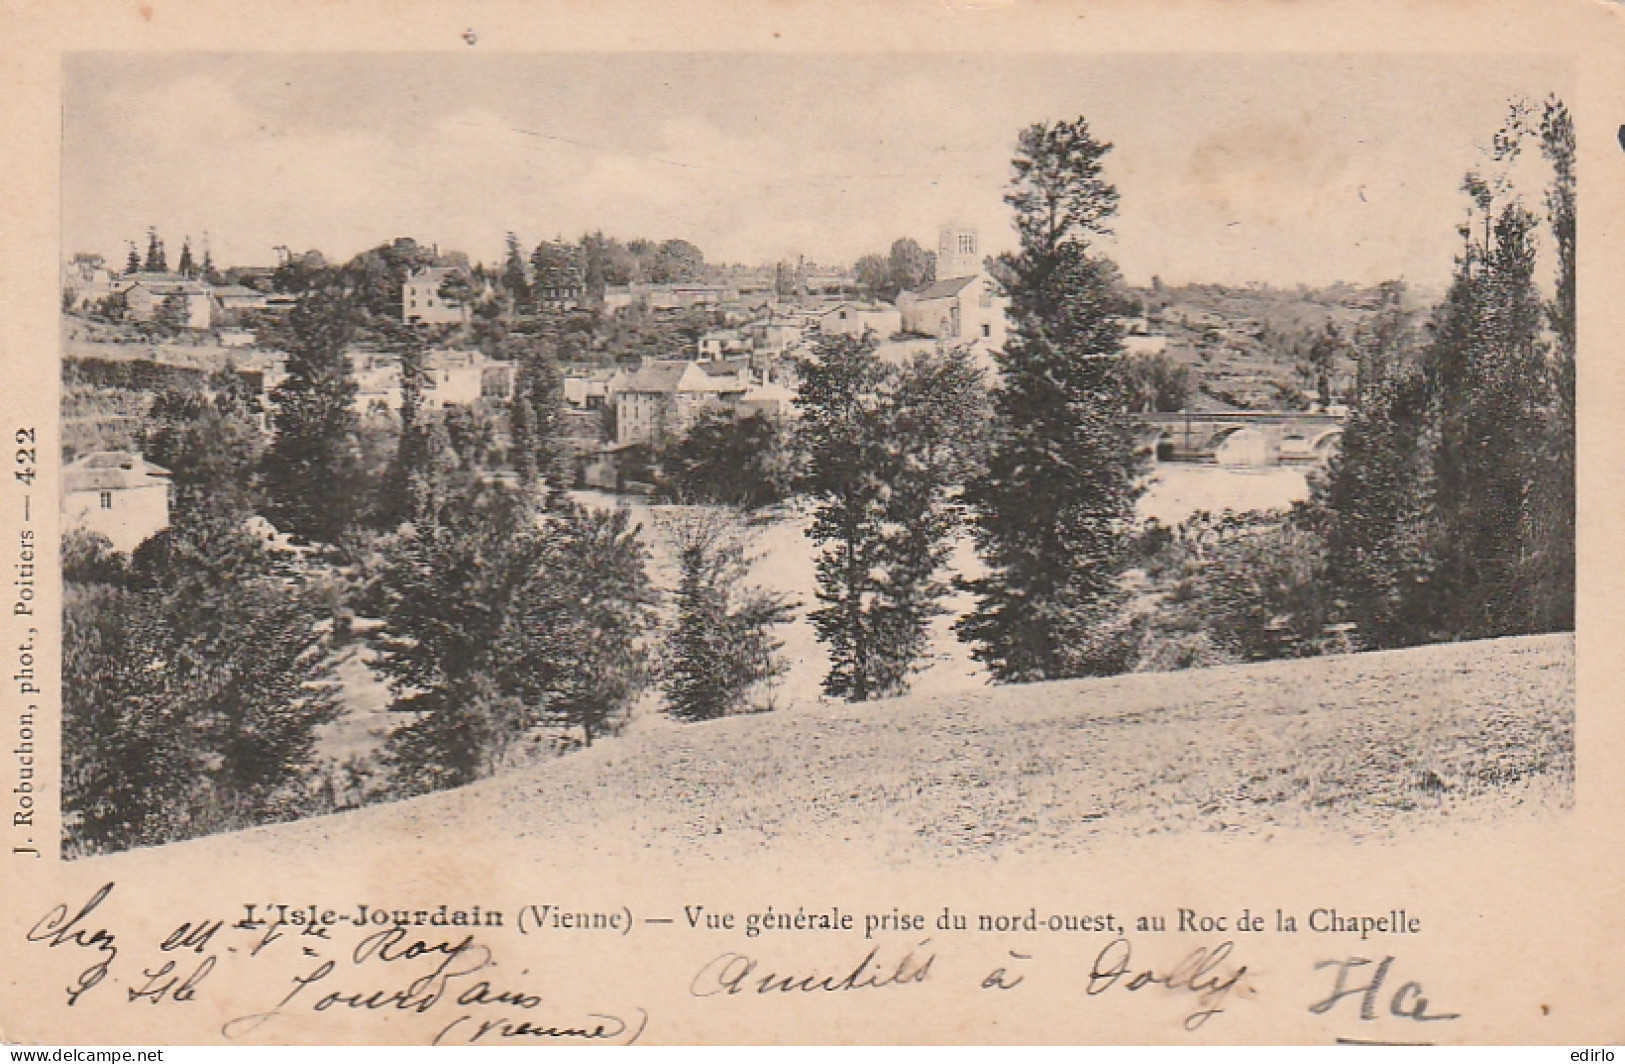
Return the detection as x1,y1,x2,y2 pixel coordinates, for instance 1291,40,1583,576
747,321,803,358
736,381,797,422
897,274,1008,347
1123,334,1169,357
531,240,585,309
349,350,515,415
602,283,739,313
402,267,467,325
118,273,213,329
609,359,748,447
815,301,902,339
698,329,751,360
425,349,514,406
62,451,171,553
562,367,617,410
895,225,1010,348
211,284,273,313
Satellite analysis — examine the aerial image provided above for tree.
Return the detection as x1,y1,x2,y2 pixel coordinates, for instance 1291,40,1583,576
1298,322,1342,409
124,242,142,276
502,231,530,310
854,254,891,300
1426,195,1551,639
143,371,267,526
338,238,432,318
273,249,332,296
143,227,167,273
957,117,1144,682
795,336,987,700
378,485,655,793
660,507,794,722
262,288,363,542
62,529,126,586
887,237,935,295
1515,96,1576,633
177,237,195,279
372,321,441,527
1317,95,1576,647
1122,350,1191,413
649,238,706,284
501,332,568,493
501,503,657,746
154,293,191,334
376,482,547,793
436,270,476,327
1316,283,1438,649
659,409,795,510
63,521,338,855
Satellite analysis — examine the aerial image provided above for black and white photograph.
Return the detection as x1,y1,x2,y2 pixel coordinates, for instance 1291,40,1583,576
54,51,1576,859
3,1,1620,1046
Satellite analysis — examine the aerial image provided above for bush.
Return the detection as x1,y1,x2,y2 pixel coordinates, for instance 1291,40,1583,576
1132,510,1336,667
658,410,795,510
376,484,656,794
659,507,795,722
63,521,339,855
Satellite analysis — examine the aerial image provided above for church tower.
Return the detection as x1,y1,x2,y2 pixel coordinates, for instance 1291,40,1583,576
937,225,981,280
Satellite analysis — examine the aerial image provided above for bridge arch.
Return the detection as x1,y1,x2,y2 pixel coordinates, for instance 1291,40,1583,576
1309,428,1344,456
1214,426,1273,466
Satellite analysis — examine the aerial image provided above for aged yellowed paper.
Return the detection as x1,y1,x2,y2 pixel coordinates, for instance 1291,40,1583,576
2,0,1622,1046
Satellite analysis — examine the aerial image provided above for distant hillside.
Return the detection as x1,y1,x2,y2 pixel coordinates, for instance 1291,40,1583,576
1128,281,1438,411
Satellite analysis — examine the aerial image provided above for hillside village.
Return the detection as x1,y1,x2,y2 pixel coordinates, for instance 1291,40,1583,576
60,222,1397,551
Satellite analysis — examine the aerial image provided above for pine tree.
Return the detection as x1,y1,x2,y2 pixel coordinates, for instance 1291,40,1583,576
261,289,363,542
144,227,167,273
501,503,657,746
377,482,549,793
63,521,338,854
795,336,986,700
503,333,568,494
377,484,656,791
1317,320,1438,648
660,507,794,722
957,117,1144,682
502,232,530,311
1429,196,1551,639
376,322,437,527
177,238,195,278
124,242,142,276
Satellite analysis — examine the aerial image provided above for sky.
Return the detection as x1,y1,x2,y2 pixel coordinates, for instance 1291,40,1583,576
62,52,1571,288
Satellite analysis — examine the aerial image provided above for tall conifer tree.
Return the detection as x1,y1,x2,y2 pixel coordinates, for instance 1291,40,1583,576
957,117,1144,682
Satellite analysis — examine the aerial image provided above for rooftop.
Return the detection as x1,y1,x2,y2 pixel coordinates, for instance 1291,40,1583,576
63,451,171,493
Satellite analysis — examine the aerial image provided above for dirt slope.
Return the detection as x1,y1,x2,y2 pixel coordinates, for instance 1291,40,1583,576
155,633,1574,867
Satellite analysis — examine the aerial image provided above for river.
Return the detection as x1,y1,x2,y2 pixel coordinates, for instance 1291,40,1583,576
570,461,1314,712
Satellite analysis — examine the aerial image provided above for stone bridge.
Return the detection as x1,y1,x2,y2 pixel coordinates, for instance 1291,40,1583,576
1139,411,1346,466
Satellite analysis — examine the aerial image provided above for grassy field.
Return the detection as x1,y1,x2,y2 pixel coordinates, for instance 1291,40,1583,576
242,632,1572,865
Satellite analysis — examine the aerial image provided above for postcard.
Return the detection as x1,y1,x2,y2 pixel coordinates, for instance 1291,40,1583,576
1,0,1621,1046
